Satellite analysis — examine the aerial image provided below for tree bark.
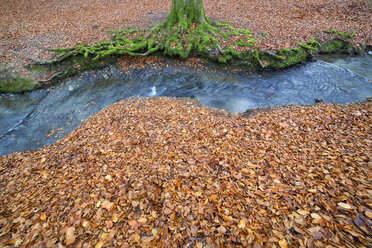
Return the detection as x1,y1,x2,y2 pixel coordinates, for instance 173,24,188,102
166,0,209,28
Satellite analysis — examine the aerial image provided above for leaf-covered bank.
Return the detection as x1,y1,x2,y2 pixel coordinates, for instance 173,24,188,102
1,0,371,93
1,97,371,247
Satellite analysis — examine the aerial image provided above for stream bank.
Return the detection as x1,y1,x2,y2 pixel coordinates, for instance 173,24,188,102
0,54,371,156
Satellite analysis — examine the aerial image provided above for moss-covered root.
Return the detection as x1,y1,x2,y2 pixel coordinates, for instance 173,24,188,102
41,18,258,66
0,66,38,93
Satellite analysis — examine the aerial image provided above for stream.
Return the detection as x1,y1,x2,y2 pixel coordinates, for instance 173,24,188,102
1,54,371,156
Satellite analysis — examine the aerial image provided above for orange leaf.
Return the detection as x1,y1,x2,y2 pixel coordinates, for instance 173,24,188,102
210,194,218,201
65,227,76,245
40,213,47,221
237,219,246,229
95,240,104,248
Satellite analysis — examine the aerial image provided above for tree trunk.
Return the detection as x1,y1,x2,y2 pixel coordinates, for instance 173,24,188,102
166,0,209,28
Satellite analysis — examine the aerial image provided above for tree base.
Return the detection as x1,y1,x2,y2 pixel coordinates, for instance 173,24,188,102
42,20,259,65
27,24,361,77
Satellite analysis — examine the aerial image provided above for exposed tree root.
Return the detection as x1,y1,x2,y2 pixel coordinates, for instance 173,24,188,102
32,15,359,72
37,67,70,83
44,19,259,65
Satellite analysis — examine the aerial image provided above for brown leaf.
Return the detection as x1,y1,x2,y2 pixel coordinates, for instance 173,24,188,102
128,219,137,227
297,209,309,216
218,226,226,234
365,211,372,219
106,220,113,229
164,208,172,215
278,239,288,248
237,219,246,229
65,227,76,245
311,213,322,220
338,203,352,210
138,217,147,224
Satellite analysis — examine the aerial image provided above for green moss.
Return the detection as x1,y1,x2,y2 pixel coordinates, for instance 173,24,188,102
321,37,353,53
0,67,37,93
20,55,117,93
323,29,355,39
307,37,322,48
0,78,36,93
298,42,318,51
255,48,307,69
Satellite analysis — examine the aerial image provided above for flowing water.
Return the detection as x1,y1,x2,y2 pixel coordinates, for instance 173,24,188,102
1,54,371,156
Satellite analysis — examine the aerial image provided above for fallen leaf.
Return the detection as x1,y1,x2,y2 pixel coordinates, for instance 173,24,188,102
311,213,322,220
101,233,109,239
101,200,115,211
95,240,104,248
40,213,47,221
278,239,288,248
218,225,226,234
297,209,310,216
65,227,76,245
128,219,137,227
14,239,23,247
132,234,140,243
365,211,372,219
338,202,352,210
82,221,89,228
138,217,147,224
237,219,246,229
112,212,119,223
164,208,172,215
210,194,218,201
20,211,29,217
106,220,113,229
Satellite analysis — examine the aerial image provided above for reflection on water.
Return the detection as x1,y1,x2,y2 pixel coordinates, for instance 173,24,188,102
1,54,371,155
320,54,372,79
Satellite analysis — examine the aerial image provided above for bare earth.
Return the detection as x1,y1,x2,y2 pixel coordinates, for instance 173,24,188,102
0,98,371,247
0,0,371,68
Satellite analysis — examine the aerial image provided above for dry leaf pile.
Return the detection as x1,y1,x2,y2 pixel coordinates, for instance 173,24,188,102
1,0,371,70
0,97,371,247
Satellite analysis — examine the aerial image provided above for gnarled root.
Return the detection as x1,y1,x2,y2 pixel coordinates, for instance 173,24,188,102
38,20,259,65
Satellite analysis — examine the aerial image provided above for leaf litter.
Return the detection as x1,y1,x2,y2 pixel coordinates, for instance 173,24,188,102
1,0,371,73
0,97,371,247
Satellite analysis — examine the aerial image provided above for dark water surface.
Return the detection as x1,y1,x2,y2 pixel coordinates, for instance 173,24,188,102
1,55,371,156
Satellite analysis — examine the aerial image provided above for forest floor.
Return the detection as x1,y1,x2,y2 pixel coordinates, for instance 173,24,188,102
0,97,371,247
1,0,372,247
1,0,371,72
